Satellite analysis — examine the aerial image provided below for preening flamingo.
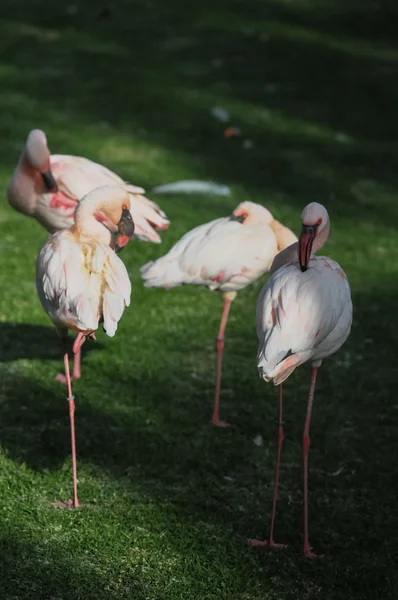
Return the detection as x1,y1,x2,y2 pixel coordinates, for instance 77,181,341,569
36,185,134,508
251,202,352,557
140,201,297,426
8,129,169,242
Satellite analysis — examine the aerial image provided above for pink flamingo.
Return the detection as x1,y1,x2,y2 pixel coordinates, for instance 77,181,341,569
141,201,297,426
36,185,133,508
8,129,169,242
250,202,352,557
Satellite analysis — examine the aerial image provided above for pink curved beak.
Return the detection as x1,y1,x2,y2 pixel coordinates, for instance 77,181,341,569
298,225,316,272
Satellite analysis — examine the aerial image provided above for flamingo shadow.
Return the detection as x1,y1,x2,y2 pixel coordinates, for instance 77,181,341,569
0,322,103,363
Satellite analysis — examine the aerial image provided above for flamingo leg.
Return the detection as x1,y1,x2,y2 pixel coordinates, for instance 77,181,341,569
64,351,79,508
72,348,81,380
249,384,287,549
303,366,318,558
56,332,85,384
52,347,80,509
211,298,232,427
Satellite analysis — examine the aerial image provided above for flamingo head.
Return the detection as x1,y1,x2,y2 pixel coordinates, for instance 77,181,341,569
299,202,329,272
25,129,58,192
115,204,135,252
92,186,135,251
230,201,273,225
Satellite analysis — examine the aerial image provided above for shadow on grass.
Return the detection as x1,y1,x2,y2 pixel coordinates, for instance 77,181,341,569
0,322,103,362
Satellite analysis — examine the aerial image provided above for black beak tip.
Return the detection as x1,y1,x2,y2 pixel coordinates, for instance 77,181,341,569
41,170,58,191
230,214,245,223
300,265,307,273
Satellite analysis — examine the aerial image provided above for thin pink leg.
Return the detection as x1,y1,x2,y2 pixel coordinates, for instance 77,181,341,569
56,332,85,384
72,332,86,354
52,351,80,509
72,349,81,379
249,384,287,549
211,299,232,427
64,352,79,508
303,366,318,558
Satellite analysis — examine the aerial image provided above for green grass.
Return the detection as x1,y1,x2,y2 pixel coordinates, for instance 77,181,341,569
0,0,398,598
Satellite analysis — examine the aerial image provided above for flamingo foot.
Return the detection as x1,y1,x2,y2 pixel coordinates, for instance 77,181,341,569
248,538,287,550
303,545,317,559
56,373,80,384
51,499,84,509
211,418,231,428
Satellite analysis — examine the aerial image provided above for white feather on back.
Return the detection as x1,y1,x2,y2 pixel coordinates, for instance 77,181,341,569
36,230,131,337
31,155,169,241
51,155,142,199
256,255,352,379
141,216,279,292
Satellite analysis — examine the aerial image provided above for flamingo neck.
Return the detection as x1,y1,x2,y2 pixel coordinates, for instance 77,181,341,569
312,220,330,254
271,219,330,274
74,196,113,245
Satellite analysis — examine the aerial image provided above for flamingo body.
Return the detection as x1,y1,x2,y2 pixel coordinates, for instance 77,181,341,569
8,131,169,243
257,255,352,385
141,210,295,292
37,229,131,338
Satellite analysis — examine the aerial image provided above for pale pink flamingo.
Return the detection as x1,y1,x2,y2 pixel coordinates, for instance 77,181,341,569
8,129,169,242
250,202,352,557
36,185,133,508
140,201,297,426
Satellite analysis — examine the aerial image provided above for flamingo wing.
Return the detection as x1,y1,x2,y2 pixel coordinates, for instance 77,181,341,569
36,232,100,333
51,155,169,242
256,256,351,382
37,232,131,336
182,219,277,289
50,155,131,200
141,217,277,290
100,248,131,336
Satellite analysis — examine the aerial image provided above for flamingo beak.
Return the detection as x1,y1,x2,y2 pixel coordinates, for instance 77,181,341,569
230,213,246,223
298,224,317,272
41,169,58,191
115,208,135,253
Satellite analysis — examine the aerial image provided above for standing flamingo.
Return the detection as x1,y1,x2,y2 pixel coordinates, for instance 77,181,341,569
8,129,169,242
250,202,352,557
36,185,134,508
140,201,297,426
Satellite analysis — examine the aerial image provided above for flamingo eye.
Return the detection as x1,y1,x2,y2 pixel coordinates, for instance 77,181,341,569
316,218,322,225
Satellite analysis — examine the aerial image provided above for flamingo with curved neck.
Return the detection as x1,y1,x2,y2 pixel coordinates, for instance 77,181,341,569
251,202,352,557
8,129,169,242
36,185,134,508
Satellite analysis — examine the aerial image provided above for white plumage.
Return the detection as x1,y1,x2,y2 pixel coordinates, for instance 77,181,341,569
257,256,352,385
37,229,131,339
141,202,297,292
